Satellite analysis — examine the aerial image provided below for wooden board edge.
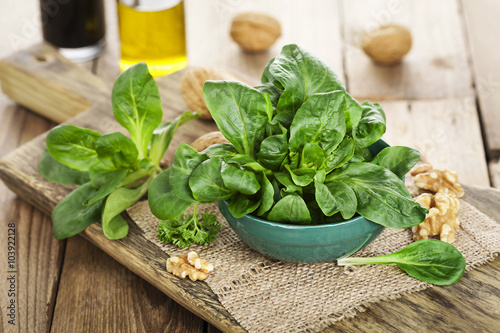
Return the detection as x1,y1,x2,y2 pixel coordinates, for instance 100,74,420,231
462,184,500,222
0,160,54,216
82,218,246,333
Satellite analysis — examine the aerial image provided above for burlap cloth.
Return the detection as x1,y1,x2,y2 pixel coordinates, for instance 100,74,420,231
127,180,500,333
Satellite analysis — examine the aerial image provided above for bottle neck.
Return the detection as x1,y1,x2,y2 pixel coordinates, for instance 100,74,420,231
118,0,181,12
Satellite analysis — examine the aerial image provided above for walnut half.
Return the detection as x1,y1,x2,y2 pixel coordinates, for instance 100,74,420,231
166,252,214,281
411,164,464,198
412,192,460,243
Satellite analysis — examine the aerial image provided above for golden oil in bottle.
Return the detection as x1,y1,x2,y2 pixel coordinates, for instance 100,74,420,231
117,0,187,77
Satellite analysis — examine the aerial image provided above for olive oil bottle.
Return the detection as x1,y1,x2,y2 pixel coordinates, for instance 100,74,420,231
117,0,187,77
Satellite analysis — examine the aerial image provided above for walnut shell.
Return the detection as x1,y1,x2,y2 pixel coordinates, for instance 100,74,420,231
230,12,281,52
190,131,230,152
180,67,222,120
362,24,412,65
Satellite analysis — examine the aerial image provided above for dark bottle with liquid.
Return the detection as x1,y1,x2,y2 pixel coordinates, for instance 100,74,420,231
40,0,106,61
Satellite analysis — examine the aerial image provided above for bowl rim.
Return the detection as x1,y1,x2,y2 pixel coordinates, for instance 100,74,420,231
219,138,393,231
220,198,378,230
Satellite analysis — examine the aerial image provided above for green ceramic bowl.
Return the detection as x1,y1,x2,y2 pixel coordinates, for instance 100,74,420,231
218,139,390,263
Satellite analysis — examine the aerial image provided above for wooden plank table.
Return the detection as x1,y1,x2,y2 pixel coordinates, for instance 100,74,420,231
0,0,499,332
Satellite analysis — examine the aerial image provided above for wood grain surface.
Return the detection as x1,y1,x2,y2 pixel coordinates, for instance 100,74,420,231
342,0,474,100
0,109,62,333
0,44,109,123
461,0,500,190
185,0,344,81
0,0,499,332
462,0,500,155
381,98,490,186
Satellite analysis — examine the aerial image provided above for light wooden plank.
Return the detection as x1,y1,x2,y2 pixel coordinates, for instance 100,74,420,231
461,0,500,155
0,103,26,156
381,97,490,186
207,324,223,333
185,0,344,80
0,43,110,123
342,0,474,100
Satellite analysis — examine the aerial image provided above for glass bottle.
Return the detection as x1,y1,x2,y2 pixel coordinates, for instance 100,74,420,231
40,0,106,62
117,0,188,77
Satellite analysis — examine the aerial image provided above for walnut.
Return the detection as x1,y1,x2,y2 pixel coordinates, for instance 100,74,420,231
166,252,213,281
230,12,282,52
412,192,460,243
362,24,412,65
187,251,214,273
190,131,230,152
181,67,240,120
410,164,433,176
410,164,464,198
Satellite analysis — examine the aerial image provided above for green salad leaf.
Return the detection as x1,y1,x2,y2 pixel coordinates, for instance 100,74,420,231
111,62,163,159
326,163,427,228
288,91,346,154
353,101,387,148
46,125,101,171
370,146,421,178
95,132,138,169
52,183,104,239
203,81,268,157
39,148,90,185
40,63,200,240
337,239,466,286
267,193,311,224
148,168,191,220
269,44,345,127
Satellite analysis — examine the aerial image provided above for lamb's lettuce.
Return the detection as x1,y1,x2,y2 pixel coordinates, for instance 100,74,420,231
150,44,427,230
39,63,201,240
338,239,466,286
148,44,467,286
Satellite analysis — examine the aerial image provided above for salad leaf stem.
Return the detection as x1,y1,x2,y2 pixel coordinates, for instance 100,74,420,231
118,169,151,188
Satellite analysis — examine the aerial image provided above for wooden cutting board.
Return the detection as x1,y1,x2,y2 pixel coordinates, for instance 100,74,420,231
0,44,499,333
